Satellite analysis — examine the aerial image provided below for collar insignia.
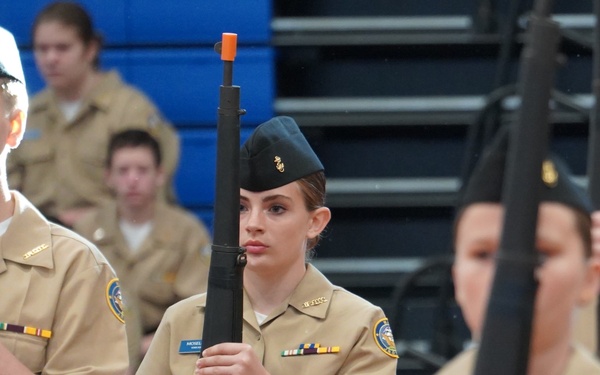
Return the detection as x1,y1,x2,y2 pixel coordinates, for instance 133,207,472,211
302,297,327,308
23,244,49,259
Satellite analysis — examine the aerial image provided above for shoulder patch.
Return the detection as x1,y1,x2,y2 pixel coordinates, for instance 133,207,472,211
373,318,398,358
105,278,125,323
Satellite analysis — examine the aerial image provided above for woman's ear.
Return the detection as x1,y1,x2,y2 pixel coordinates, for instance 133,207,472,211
577,259,600,307
307,207,331,240
6,109,25,149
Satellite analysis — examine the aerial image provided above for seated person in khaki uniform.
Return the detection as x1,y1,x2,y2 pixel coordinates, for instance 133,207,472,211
7,1,180,227
0,26,128,374
436,129,600,375
137,116,399,375
73,129,211,371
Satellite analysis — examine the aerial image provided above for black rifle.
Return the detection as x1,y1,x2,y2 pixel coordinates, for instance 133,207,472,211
200,33,247,354
473,0,560,374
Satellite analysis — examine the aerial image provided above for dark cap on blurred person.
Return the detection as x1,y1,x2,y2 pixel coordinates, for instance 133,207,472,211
240,116,324,192
0,27,25,84
459,127,594,215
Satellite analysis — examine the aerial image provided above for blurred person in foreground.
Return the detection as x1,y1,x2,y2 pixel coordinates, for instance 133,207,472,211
436,129,600,375
0,25,128,375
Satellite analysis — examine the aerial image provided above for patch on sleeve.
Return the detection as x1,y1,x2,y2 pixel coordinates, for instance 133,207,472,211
373,318,398,358
105,278,125,323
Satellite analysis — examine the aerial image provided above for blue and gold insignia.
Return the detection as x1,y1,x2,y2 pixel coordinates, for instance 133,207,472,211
105,278,125,323
373,318,398,358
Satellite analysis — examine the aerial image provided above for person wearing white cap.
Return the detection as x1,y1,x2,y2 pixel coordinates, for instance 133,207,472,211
0,26,129,374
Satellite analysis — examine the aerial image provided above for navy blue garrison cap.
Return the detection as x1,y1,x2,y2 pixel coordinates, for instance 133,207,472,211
0,27,25,84
240,116,324,192
460,127,593,214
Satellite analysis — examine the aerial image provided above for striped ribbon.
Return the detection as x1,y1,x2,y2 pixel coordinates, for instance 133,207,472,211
0,322,52,339
281,343,340,357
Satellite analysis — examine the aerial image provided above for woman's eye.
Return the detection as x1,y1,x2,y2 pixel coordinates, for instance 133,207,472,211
239,204,248,213
269,205,286,214
474,250,494,260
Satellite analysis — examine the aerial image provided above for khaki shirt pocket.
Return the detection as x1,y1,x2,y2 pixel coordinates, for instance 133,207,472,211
2,333,47,373
77,137,106,168
137,275,176,306
17,142,54,197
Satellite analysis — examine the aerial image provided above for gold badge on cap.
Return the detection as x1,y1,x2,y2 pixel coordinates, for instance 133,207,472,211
274,156,285,173
541,160,558,188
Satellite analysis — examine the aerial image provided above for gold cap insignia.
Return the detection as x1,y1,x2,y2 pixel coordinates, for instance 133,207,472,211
274,156,285,173
541,160,558,188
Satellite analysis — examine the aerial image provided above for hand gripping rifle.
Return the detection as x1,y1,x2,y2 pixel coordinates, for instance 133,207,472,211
473,0,560,374
200,33,247,355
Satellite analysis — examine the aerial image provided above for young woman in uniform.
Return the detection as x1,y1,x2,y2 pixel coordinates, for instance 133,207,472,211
137,116,399,375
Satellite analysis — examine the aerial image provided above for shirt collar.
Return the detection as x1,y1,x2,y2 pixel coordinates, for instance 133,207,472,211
0,192,54,272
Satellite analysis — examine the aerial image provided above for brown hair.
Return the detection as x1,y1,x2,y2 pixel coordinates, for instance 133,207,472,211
296,170,327,253
0,77,27,116
107,129,162,168
32,1,103,68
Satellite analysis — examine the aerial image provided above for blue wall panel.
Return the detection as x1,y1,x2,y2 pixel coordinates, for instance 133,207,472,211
0,0,270,46
127,0,271,45
175,128,253,208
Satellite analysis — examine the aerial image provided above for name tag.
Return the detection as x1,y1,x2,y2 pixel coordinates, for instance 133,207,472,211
179,340,202,354
23,128,41,141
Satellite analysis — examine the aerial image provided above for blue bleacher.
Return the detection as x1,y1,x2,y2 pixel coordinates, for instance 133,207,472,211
0,0,274,230
1,0,271,46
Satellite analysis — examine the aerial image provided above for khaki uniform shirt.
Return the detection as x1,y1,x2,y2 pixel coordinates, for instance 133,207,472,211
435,344,600,375
73,201,211,333
7,71,180,218
0,191,129,374
574,298,598,355
137,264,399,375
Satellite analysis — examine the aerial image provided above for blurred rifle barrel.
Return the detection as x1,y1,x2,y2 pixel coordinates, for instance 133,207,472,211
473,0,560,374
